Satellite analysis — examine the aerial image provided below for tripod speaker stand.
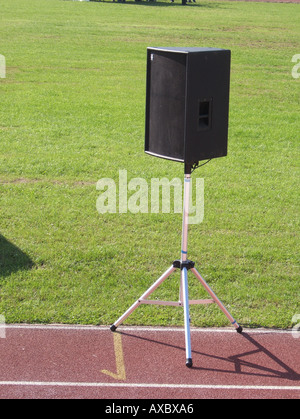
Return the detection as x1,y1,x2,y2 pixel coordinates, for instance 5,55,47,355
110,163,243,368
110,47,243,367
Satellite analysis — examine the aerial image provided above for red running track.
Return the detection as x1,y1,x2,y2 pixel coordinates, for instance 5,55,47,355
0,325,299,399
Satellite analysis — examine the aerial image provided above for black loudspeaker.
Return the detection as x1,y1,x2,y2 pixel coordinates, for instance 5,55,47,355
145,47,231,166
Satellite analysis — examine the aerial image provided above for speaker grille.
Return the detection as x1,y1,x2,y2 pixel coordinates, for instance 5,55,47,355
146,50,186,162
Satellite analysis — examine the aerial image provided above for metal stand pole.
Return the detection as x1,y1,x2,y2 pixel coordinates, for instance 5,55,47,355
110,167,242,367
180,173,193,367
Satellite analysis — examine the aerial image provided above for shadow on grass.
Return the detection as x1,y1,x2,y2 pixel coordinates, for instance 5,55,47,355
0,235,34,278
91,0,228,8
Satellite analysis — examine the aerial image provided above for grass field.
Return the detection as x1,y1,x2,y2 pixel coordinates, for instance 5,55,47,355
0,0,299,328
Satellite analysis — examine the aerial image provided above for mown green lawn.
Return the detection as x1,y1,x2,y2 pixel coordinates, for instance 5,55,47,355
0,0,299,328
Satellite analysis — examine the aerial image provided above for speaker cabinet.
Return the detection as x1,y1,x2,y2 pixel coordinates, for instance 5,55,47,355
145,47,231,165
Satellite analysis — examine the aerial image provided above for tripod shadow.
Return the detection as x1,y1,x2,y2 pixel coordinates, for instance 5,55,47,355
191,332,300,381
0,234,34,278
225,333,299,381
118,330,300,381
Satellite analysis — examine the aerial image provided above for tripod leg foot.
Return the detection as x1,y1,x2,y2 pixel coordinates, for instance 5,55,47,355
110,324,117,332
191,267,242,333
186,358,193,368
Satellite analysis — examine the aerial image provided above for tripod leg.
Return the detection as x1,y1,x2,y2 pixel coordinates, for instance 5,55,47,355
181,267,193,368
110,265,176,332
191,267,243,333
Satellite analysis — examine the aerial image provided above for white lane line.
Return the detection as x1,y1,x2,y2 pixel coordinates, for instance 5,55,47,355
3,324,293,334
0,381,299,391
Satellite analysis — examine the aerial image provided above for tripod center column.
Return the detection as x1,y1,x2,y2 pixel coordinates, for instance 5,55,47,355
181,173,191,262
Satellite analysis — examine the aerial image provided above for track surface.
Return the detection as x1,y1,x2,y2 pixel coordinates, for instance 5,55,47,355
0,325,299,399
